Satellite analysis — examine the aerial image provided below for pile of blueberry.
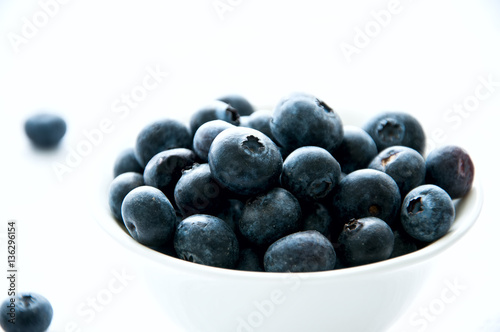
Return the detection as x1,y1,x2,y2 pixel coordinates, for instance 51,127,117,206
109,93,475,272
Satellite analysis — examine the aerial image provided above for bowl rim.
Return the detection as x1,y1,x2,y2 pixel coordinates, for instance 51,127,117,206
92,163,483,282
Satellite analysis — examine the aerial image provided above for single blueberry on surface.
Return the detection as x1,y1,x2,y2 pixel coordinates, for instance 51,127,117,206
331,169,401,229
113,147,144,177
143,148,196,203
0,293,53,332
369,146,425,198
208,127,283,196
264,231,336,272
217,94,255,116
193,120,236,162
337,217,394,267
135,118,192,167
108,172,144,222
400,184,455,242
190,100,240,135
174,163,224,217
25,113,66,149
122,186,177,247
239,187,301,247
174,214,239,269
270,93,343,153
281,146,341,201
363,111,426,154
332,125,378,174
425,145,474,199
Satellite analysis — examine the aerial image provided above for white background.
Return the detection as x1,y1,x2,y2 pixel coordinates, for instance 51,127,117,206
0,0,499,331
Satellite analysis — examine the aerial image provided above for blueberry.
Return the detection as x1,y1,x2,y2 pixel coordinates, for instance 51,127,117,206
270,94,343,153
239,187,301,247
24,113,66,149
368,146,425,198
400,184,455,242
332,125,378,174
122,186,177,247
301,202,333,237
174,214,239,269
190,100,240,135
363,111,426,154
331,169,401,229
425,145,474,199
242,110,278,144
264,230,336,272
174,163,224,217
208,127,283,196
0,293,53,332
113,147,144,177
143,148,196,203
192,120,235,162
337,217,394,267
237,247,264,272
135,119,192,167
108,172,144,222
217,94,255,116
281,146,341,201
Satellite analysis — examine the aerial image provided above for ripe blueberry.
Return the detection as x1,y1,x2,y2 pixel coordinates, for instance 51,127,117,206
400,184,455,242
174,214,239,269
108,172,144,222
135,119,192,167
337,217,394,267
208,127,283,196
25,113,66,149
264,230,336,272
363,111,426,154
122,186,177,247
425,145,474,199
0,293,53,332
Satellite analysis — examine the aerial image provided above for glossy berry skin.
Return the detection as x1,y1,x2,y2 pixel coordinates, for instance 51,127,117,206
135,119,192,167
174,214,239,269
174,163,224,217
332,125,378,174
217,94,255,116
281,146,341,201
425,145,474,199
0,293,53,332
113,147,144,177
337,217,394,267
270,94,343,153
122,186,177,247
192,120,235,162
24,113,66,149
369,146,425,198
143,148,196,202
264,231,336,272
239,187,301,247
400,184,455,242
190,100,240,135
108,172,144,222
363,111,426,154
331,169,401,228
208,127,283,196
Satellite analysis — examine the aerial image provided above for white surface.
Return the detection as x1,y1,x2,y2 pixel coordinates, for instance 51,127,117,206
0,0,499,331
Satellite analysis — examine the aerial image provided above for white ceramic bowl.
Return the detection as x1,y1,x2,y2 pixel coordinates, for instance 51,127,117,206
93,110,483,332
